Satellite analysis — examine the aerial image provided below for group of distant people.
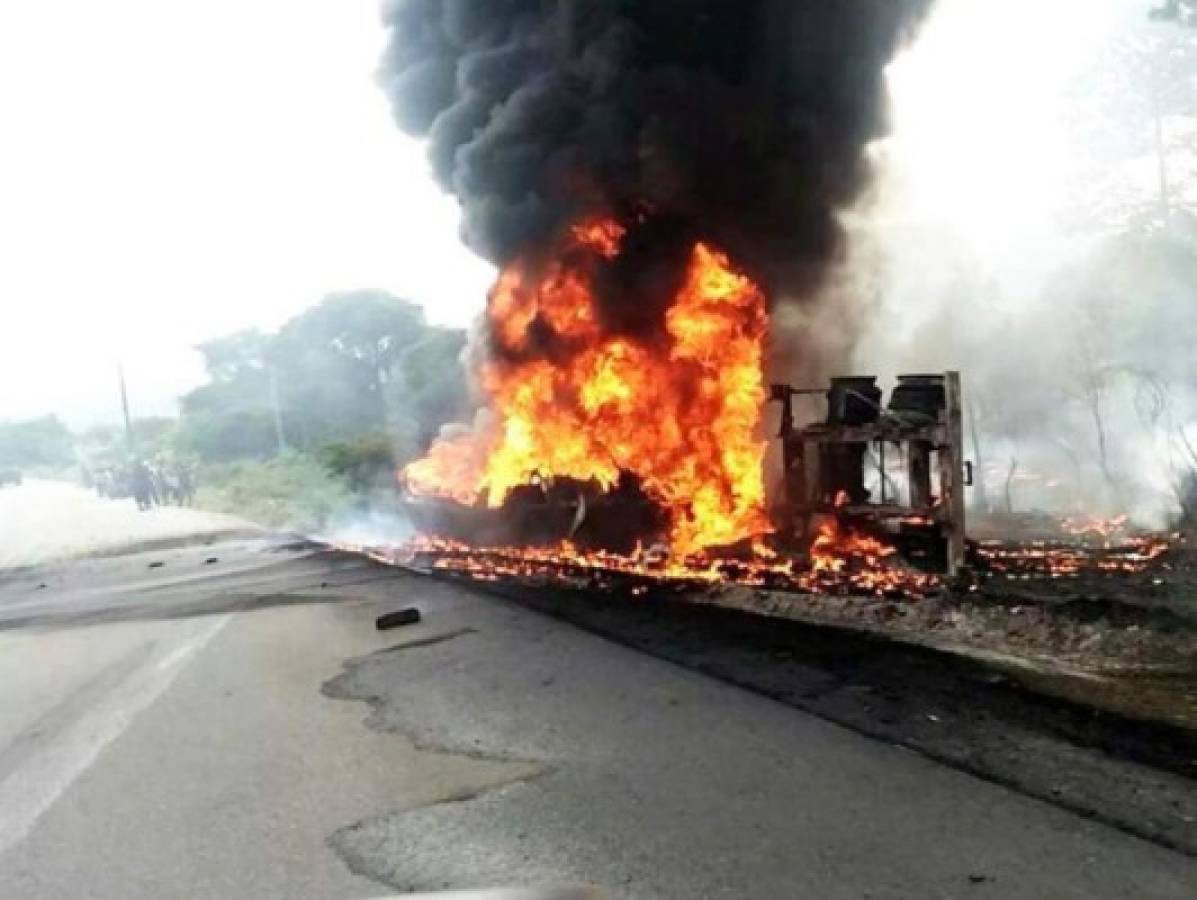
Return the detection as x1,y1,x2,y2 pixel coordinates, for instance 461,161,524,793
90,460,196,511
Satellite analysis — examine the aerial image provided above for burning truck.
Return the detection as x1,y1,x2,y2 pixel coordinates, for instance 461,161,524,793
392,215,958,597
372,1,1175,600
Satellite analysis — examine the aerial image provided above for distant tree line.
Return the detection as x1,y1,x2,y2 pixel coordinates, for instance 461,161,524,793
0,416,74,469
176,289,471,490
0,291,470,524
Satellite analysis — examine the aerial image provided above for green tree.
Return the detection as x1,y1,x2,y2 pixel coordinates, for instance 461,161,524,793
176,291,471,469
318,432,396,494
271,291,427,447
180,329,280,460
178,410,280,462
183,329,273,420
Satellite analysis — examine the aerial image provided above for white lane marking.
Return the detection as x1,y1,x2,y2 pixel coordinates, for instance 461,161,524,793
0,614,230,855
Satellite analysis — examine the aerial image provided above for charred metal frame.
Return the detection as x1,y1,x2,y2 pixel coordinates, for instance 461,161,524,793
772,371,968,575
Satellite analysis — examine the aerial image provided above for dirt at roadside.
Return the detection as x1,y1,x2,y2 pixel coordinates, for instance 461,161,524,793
689,543,1197,730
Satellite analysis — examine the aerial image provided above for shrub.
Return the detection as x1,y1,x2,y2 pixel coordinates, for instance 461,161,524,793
194,453,350,531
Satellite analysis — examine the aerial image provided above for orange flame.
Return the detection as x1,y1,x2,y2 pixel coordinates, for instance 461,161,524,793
403,218,770,556
401,430,488,506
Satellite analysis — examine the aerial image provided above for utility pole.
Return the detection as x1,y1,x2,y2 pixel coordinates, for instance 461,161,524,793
967,403,989,514
269,365,287,455
1147,0,1195,219
118,362,134,456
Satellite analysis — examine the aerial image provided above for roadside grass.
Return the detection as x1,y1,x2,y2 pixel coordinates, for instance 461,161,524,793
194,453,351,532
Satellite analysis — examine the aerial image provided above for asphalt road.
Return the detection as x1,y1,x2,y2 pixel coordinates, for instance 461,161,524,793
0,492,1196,897
0,479,257,570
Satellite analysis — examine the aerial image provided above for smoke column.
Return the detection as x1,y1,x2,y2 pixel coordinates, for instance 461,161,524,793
380,0,931,354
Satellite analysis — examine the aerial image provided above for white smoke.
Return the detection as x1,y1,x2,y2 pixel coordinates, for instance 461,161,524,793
853,0,1197,526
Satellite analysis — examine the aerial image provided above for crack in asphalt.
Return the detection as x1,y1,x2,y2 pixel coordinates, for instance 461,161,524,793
373,627,478,652
320,630,554,891
321,629,544,765
326,774,549,893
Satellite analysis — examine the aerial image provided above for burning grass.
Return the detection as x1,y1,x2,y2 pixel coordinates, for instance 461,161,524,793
973,535,1172,579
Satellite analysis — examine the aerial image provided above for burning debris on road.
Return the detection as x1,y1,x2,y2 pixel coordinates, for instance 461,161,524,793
354,516,1179,608
386,527,942,600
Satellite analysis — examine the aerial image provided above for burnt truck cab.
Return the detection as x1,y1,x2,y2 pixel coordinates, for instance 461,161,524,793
770,372,968,575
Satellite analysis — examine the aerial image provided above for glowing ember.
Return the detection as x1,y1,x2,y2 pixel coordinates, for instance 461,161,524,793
974,535,1172,579
1059,514,1130,545
402,217,770,556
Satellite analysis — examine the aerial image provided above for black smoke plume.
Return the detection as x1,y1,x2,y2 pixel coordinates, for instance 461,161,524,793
380,0,931,336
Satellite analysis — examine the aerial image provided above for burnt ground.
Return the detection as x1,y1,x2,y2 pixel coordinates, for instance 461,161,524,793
699,563,1197,731
411,564,1197,857
970,537,1197,625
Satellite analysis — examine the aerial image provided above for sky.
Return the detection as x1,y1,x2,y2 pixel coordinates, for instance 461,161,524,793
0,0,493,427
867,0,1194,355
873,0,1138,323
0,0,1168,430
